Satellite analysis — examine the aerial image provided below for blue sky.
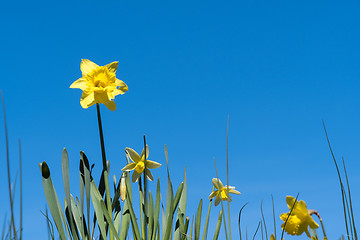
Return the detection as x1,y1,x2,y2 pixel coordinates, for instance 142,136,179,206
1,0,360,239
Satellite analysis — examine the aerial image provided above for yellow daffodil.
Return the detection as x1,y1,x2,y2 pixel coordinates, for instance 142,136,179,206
70,59,128,111
208,178,240,206
280,196,319,238
121,145,161,183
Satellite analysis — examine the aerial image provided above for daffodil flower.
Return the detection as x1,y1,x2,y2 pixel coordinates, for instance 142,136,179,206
208,178,240,206
280,196,319,238
70,59,128,111
121,145,161,183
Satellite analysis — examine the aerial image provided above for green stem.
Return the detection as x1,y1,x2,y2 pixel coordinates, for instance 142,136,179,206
202,198,212,240
143,135,148,240
1,92,17,239
96,103,113,240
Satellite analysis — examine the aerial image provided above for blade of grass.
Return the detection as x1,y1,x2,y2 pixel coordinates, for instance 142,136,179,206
214,158,229,240
323,120,350,240
226,115,232,240
19,139,22,240
202,199,213,240
252,222,261,240
238,203,248,240
195,199,203,240
152,178,161,240
260,200,268,240
1,91,17,240
213,210,223,240
271,195,276,240
343,157,357,240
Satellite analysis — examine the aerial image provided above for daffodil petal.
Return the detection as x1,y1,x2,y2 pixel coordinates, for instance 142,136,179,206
80,91,95,109
132,171,141,183
70,78,87,90
145,168,154,181
280,213,289,222
141,145,149,160
81,59,98,76
214,195,221,206
146,160,161,169
94,92,116,111
112,88,126,97
212,178,223,190
103,100,116,111
105,61,118,73
121,162,136,171
125,148,141,163
208,191,218,199
115,79,128,88
285,196,296,211
308,217,319,229
229,189,241,195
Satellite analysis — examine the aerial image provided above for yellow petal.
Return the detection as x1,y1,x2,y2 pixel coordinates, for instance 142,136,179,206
214,195,221,206
146,160,161,169
70,78,87,90
285,196,297,211
132,171,141,183
308,216,319,229
80,91,95,109
94,92,116,111
103,100,116,111
212,178,223,190
81,59,98,76
270,234,275,240
125,148,141,163
229,189,241,195
145,168,154,181
105,61,118,73
141,145,149,160
280,213,289,222
110,88,125,97
115,79,128,88
121,162,136,171
208,191,218,199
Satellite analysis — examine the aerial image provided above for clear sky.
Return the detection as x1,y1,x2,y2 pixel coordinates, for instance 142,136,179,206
1,0,360,239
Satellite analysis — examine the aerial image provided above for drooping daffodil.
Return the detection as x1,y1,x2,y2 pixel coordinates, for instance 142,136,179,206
121,145,161,183
70,59,128,111
208,178,240,206
280,196,319,238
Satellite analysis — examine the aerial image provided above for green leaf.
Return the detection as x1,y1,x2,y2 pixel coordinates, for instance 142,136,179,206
152,178,161,240
213,210,223,240
62,148,78,240
90,181,106,240
40,162,66,240
195,199,203,240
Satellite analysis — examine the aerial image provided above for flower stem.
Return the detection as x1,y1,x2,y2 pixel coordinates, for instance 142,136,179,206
309,209,327,238
96,103,107,170
96,103,113,240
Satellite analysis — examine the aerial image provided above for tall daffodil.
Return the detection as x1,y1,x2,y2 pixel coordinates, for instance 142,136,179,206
280,196,319,238
122,145,161,183
70,59,128,111
208,178,240,206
